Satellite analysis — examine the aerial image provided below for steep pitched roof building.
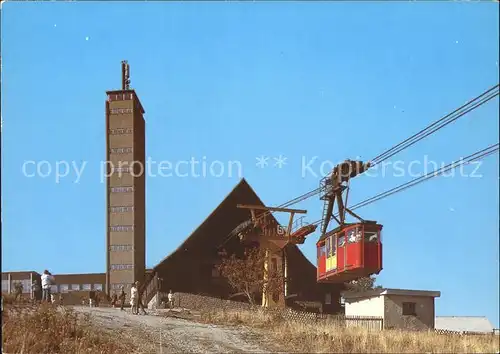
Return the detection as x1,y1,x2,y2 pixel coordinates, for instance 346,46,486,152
152,178,344,313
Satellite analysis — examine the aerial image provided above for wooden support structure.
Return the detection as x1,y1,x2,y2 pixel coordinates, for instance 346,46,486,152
237,204,311,308
236,204,308,249
283,249,288,297
262,248,269,308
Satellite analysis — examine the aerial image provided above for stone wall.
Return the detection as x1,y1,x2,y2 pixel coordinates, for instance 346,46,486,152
173,292,254,312
173,292,322,314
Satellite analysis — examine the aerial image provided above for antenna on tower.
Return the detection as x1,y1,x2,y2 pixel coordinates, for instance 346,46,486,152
121,60,131,90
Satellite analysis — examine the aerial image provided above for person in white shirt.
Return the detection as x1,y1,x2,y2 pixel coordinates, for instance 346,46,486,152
89,290,95,308
168,290,174,309
130,282,138,314
40,270,55,303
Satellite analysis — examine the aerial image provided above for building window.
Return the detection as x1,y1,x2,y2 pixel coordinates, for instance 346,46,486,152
111,186,134,193
325,293,332,305
94,284,103,291
110,244,134,251
1,280,8,292
109,225,134,232
110,147,133,154
113,167,131,173
110,206,134,213
110,264,134,271
109,128,133,135
111,283,127,290
60,284,69,293
402,302,417,316
270,257,278,273
110,108,133,114
51,285,58,293
82,284,91,291
71,284,81,291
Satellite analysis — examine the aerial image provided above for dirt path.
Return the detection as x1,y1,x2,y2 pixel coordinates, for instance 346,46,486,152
72,306,281,353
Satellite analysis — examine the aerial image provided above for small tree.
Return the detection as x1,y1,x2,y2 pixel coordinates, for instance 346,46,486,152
344,275,382,293
217,247,284,306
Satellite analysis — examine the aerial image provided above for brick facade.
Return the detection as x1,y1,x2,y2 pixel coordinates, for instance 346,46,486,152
105,89,146,297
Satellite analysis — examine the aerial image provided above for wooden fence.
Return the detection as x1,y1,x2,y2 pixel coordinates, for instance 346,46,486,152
341,315,384,331
434,328,498,336
267,307,383,331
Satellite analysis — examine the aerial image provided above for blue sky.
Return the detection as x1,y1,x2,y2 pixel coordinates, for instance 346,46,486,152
2,3,499,325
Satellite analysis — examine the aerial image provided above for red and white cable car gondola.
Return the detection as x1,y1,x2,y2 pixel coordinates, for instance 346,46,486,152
317,221,382,283
316,160,383,283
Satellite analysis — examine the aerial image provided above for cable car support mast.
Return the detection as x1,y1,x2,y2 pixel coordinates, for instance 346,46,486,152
319,160,372,235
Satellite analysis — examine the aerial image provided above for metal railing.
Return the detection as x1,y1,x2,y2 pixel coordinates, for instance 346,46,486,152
140,272,159,307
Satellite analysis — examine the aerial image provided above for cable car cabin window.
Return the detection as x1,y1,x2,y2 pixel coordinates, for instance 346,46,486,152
318,242,326,258
326,237,331,257
331,237,337,256
347,228,362,243
338,235,345,247
347,229,354,243
364,231,378,243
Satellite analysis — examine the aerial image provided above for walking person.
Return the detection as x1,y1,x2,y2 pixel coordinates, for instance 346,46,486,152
119,286,126,311
95,291,101,307
111,293,118,308
130,283,138,314
89,290,95,308
135,281,147,315
41,270,55,303
168,289,174,309
31,280,41,303
13,282,23,302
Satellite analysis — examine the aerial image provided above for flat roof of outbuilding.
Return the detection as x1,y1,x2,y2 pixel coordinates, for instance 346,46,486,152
342,288,441,300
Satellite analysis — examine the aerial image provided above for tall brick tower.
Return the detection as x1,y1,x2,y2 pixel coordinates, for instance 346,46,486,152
105,61,146,296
